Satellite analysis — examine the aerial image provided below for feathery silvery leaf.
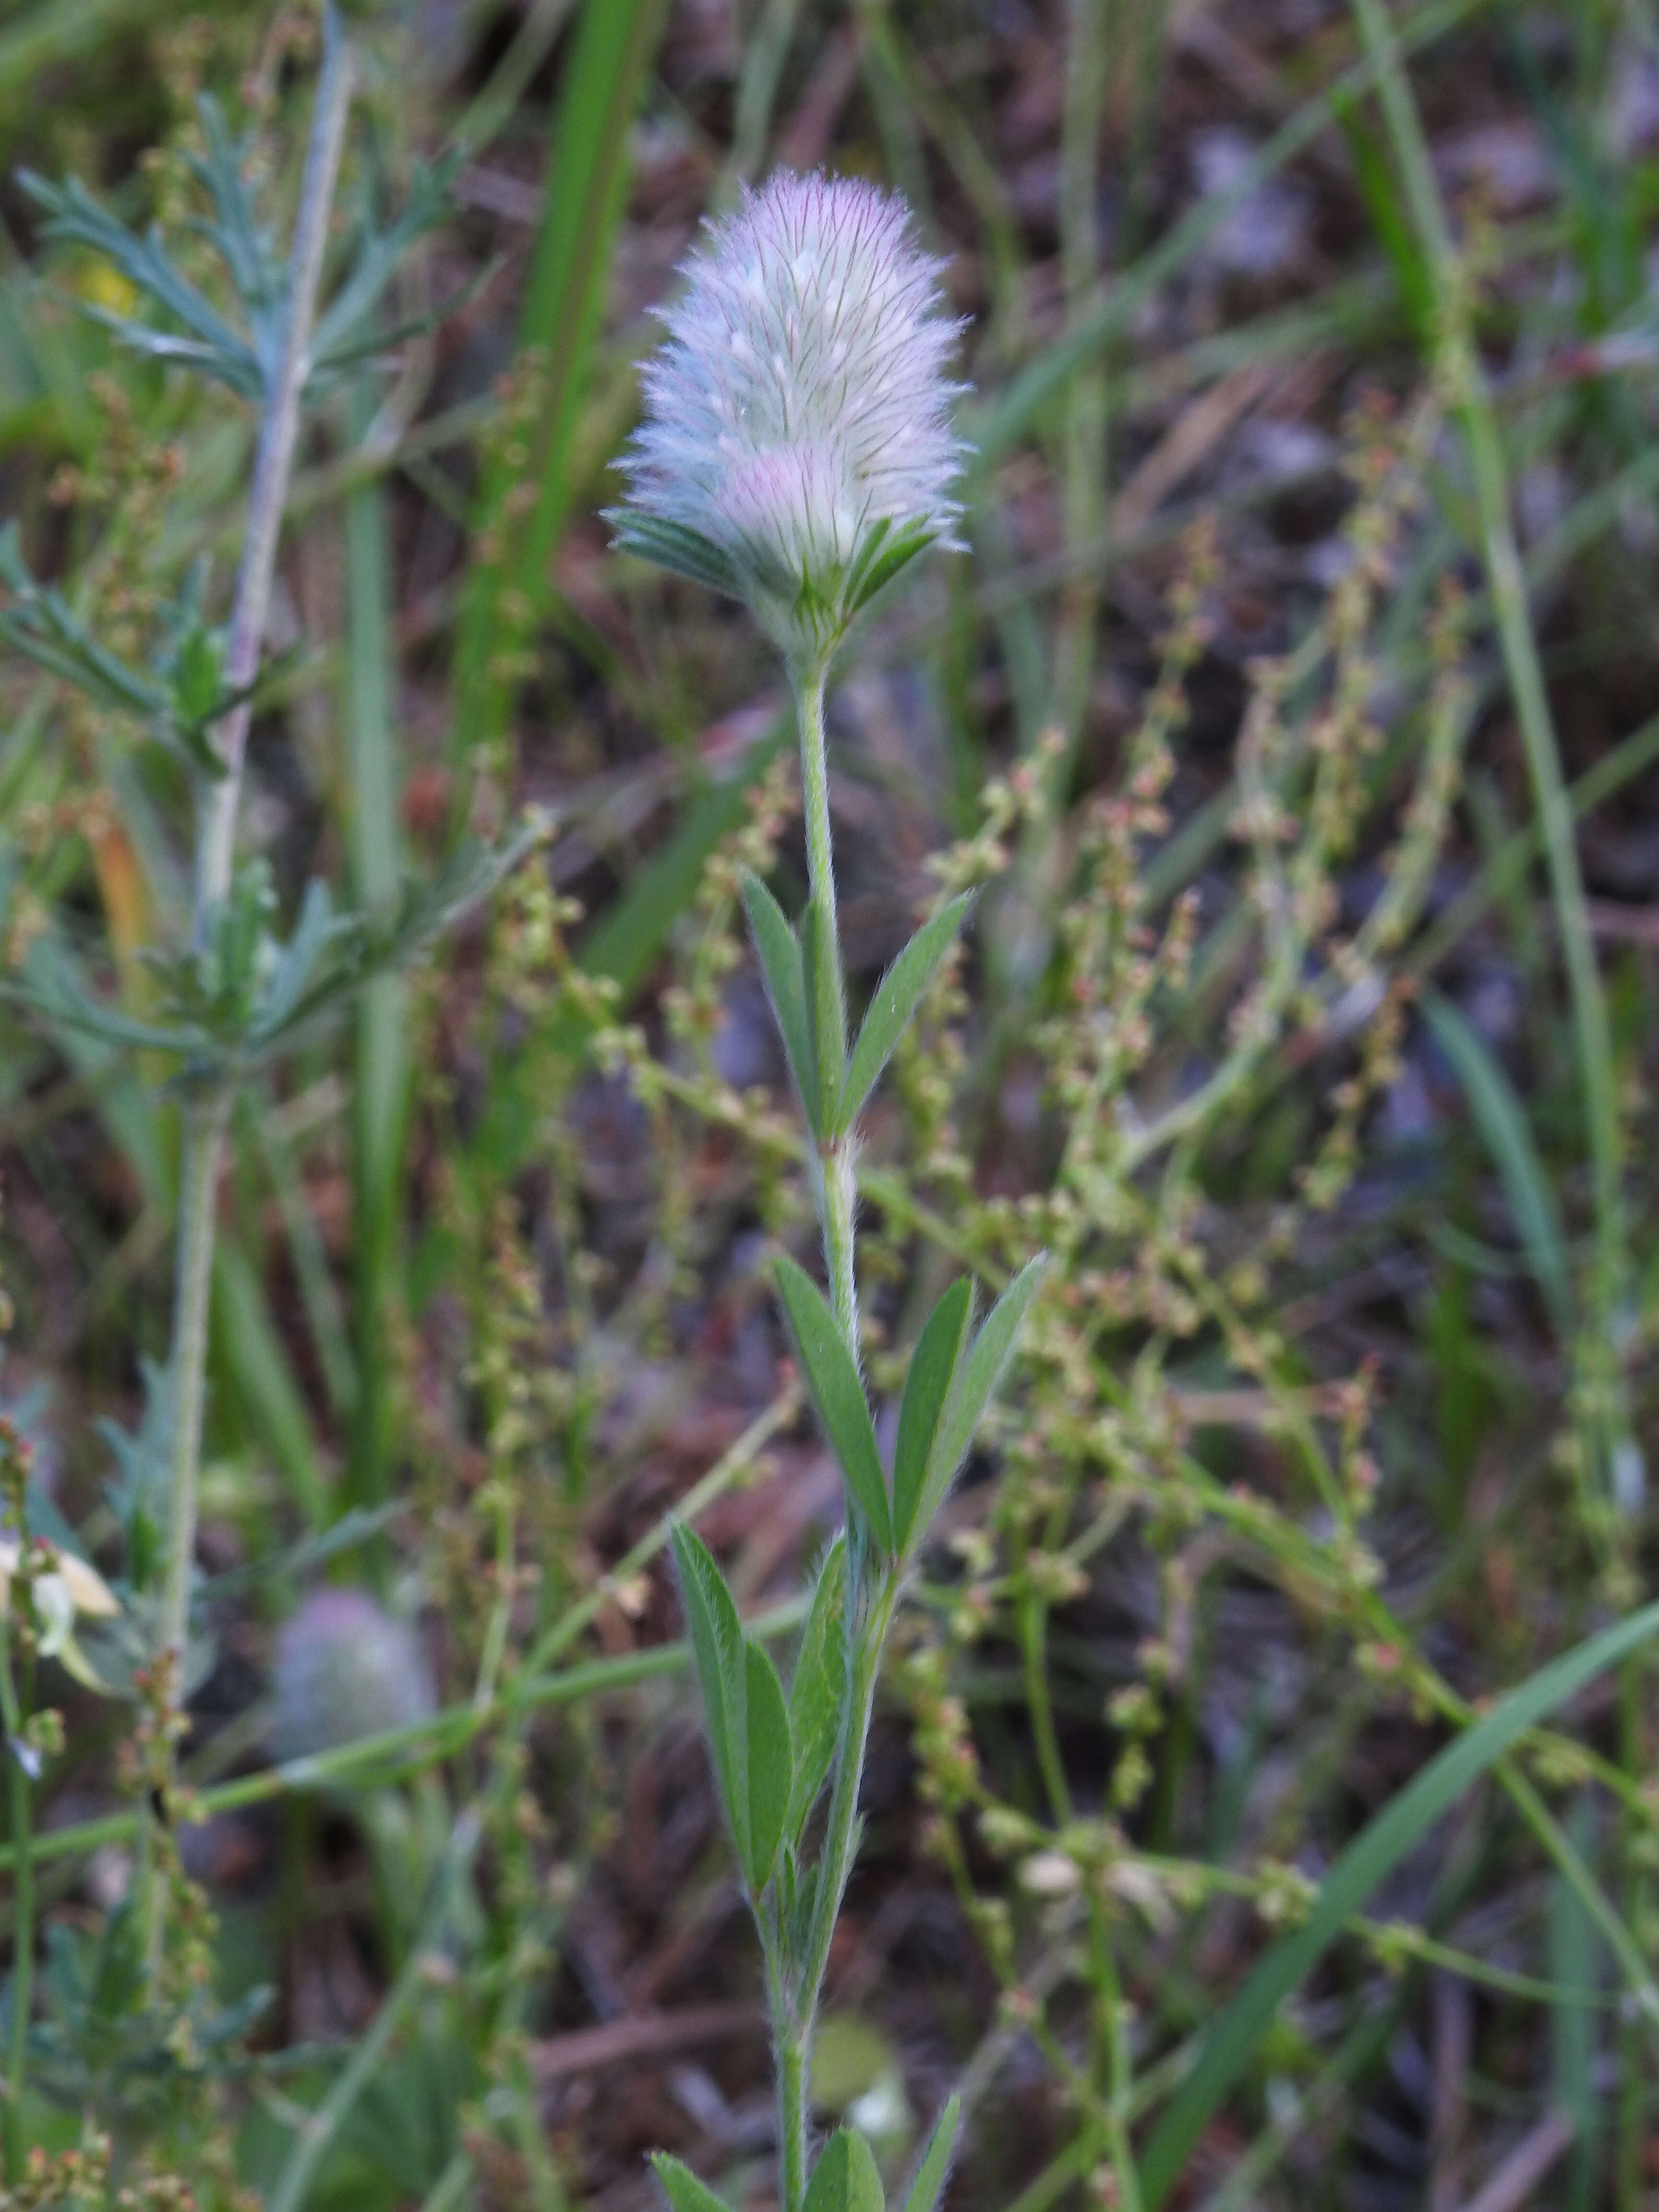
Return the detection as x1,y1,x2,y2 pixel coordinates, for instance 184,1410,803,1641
19,169,262,399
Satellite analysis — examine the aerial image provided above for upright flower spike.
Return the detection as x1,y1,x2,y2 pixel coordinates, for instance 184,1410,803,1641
610,170,969,664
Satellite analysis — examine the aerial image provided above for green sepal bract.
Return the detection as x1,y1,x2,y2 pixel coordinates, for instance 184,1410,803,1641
650,2153,735,2212
775,1258,891,1553
901,2096,961,2212
608,511,744,597
891,1279,973,1554
844,516,938,618
787,1535,848,1839
913,1255,1049,1544
839,893,974,1133
804,2128,886,2212
740,869,820,1139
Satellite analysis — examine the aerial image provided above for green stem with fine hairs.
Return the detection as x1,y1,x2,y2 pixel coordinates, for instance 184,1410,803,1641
793,656,858,1356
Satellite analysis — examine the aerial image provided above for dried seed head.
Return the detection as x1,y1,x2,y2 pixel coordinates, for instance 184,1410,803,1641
610,170,970,662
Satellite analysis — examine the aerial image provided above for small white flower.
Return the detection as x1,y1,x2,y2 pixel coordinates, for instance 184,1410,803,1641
610,170,969,661
0,1536,119,1690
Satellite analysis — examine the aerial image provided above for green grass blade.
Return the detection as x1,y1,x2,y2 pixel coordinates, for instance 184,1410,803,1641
1549,1796,1601,2212
974,0,1484,466
211,1240,328,1530
452,0,669,761
1423,991,1572,1336
577,719,789,1003
344,383,409,1514
1138,1597,1659,2207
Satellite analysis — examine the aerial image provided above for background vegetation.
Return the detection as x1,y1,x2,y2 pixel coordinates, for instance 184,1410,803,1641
2,0,1659,2206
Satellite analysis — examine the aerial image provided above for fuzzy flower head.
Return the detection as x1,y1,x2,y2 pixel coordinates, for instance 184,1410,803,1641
610,171,969,664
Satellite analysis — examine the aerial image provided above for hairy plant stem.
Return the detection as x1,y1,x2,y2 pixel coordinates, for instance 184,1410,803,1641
793,656,857,1351
195,12,354,925
145,12,354,1979
765,1936,810,2212
766,1565,898,2212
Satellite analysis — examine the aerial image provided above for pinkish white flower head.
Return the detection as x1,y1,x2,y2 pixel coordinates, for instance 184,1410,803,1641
609,170,969,665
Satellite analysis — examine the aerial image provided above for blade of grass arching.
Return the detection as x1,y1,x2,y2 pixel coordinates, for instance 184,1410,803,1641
1137,1596,1659,2209
974,0,1488,467
1550,1796,1603,2212
253,1101,358,1431
576,715,789,1000
1422,992,1573,1339
344,382,408,1515
450,0,582,157
1346,0,1630,1494
1334,97,1435,342
1,1591,814,1875
451,0,669,769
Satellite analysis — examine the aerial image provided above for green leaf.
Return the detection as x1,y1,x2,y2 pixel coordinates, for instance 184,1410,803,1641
787,1535,848,1839
649,2155,732,2212
840,895,974,1132
1423,991,1572,1336
741,869,819,1139
669,1522,750,1871
804,2128,885,2212
1137,1593,1659,2208
801,902,845,1137
919,1255,1048,1538
744,1640,792,1889
902,2095,961,2212
775,1258,891,1552
892,1280,973,1553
